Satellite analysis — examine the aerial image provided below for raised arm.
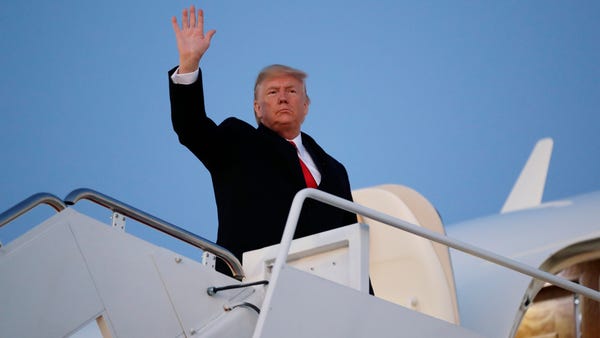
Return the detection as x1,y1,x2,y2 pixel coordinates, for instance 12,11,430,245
171,5,216,74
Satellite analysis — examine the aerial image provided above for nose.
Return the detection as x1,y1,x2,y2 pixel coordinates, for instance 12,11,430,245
277,91,288,104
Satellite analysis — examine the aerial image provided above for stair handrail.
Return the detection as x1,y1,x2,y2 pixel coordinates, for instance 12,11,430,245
0,193,66,229
64,188,244,280
255,188,600,338
270,188,600,301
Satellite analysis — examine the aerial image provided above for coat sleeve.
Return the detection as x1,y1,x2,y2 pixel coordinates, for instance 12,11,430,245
168,67,222,170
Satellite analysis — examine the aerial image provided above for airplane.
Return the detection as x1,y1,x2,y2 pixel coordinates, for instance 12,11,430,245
351,138,600,337
0,137,598,337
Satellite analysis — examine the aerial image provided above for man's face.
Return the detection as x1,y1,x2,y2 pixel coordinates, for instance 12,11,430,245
254,75,309,139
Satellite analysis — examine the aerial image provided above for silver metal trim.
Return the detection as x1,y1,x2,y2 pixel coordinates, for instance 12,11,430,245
270,188,600,302
64,188,244,280
0,193,66,228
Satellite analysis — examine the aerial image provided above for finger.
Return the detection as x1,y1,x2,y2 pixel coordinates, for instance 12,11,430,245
182,8,189,28
189,5,197,28
206,29,216,42
171,16,181,34
198,9,205,35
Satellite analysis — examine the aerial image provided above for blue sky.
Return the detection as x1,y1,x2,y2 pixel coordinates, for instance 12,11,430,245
1,1,599,259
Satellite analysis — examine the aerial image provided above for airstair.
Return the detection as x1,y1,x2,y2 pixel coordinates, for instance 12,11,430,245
1,188,598,337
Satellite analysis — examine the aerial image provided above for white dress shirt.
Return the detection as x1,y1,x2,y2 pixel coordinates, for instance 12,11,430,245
288,134,322,185
171,67,199,84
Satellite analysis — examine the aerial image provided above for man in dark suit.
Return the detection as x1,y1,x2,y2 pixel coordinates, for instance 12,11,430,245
169,6,356,276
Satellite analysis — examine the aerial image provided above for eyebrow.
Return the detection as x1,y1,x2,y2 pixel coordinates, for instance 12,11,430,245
266,84,299,91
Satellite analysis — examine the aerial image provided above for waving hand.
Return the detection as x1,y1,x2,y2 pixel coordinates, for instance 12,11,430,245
171,5,216,74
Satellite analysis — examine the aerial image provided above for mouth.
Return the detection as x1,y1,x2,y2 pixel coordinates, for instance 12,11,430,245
276,108,293,115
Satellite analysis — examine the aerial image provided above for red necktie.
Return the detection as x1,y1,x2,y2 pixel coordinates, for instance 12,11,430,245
290,141,318,188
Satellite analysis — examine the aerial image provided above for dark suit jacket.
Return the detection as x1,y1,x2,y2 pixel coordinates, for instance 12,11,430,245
168,67,357,275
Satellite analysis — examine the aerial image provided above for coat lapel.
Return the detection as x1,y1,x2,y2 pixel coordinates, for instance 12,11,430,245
258,124,306,188
301,132,329,187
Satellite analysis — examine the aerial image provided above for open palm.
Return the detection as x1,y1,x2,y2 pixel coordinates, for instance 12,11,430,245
171,5,216,73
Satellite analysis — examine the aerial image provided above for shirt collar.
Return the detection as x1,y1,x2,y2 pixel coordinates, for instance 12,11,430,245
288,133,309,157
288,134,303,147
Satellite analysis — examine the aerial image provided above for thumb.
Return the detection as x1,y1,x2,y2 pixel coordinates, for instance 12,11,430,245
206,29,217,41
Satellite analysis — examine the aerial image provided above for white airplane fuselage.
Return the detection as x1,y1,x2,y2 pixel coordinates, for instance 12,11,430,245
448,191,600,337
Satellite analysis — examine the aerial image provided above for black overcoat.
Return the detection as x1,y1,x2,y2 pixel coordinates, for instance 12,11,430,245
168,67,356,275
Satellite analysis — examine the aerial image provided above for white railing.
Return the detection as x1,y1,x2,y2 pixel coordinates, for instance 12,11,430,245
269,188,600,302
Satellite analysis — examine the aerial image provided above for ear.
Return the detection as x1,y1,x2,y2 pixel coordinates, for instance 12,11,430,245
254,100,262,120
301,98,309,117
